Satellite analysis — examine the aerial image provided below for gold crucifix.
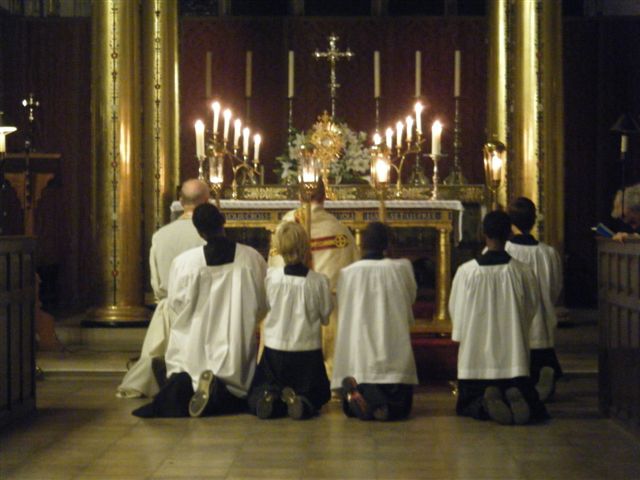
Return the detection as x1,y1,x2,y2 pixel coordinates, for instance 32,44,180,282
313,33,354,119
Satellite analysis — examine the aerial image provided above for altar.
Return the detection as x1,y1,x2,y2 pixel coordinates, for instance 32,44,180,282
219,198,463,332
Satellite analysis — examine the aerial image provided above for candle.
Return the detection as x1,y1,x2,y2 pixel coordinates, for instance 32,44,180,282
245,51,253,98
288,51,295,99
621,134,629,153
223,109,232,142
454,50,461,98
385,127,393,150
194,120,205,158
405,116,414,142
205,51,212,98
254,134,261,162
414,102,423,135
491,153,502,181
242,127,250,156
375,155,390,183
302,166,316,184
431,120,442,155
396,121,404,147
373,132,382,146
234,119,242,149
374,51,381,99
415,50,422,98
212,101,221,134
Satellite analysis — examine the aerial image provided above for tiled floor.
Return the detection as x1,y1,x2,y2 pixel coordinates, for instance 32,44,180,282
2,310,639,479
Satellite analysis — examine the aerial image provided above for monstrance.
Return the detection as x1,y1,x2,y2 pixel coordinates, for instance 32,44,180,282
309,112,343,199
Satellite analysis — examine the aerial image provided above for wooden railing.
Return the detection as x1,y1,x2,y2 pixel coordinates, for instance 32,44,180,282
0,236,36,429
598,238,640,435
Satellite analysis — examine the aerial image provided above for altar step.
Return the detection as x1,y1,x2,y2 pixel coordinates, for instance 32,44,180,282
51,314,146,353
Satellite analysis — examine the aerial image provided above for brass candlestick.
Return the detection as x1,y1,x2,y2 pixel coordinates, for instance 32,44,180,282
428,152,447,200
445,95,467,185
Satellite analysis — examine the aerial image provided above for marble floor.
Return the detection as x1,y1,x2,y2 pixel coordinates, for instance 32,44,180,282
2,311,639,480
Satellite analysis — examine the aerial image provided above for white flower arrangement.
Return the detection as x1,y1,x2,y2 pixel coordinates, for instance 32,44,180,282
275,123,371,184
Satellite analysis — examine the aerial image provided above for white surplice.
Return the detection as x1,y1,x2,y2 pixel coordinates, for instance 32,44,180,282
449,257,539,380
269,204,359,375
262,267,332,352
117,217,205,398
506,241,562,348
164,244,267,398
330,258,419,389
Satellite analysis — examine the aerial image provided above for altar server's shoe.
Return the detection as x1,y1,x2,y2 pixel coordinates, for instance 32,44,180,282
256,390,277,419
536,367,555,402
505,387,531,425
151,356,167,390
341,377,371,420
281,387,314,420
483,386,513,425
189,370,215,418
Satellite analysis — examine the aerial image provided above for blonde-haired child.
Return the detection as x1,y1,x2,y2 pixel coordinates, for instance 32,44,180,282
248,221,333,419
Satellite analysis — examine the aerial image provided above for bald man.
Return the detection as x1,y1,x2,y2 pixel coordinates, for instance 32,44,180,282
117,179,210,398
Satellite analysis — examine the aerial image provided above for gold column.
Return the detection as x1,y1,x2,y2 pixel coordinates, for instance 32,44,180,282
89,0,148,323
142,0,180,253
511,0,538,204
540,1,565,252
487,0,509,207
435,227,452,323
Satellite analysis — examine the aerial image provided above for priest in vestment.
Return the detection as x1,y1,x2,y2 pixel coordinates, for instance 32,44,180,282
450,211,548,425
133,203,267,417
116,179,209,398
269,180,358,376
331,222,418,421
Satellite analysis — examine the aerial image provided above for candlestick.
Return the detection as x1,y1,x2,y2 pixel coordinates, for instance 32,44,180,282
445,95,467,185
385,127,393,150
212,101,221,135
242,127,250,157
288,51,295,99
223,109,232,142
431,120,442,155
454,50,461,98
233,119,242,149
414,102,423,135
415,50,422,98
194,120,205,158
254,134,261,162
245,51,252,98
205,52,212,98
374,51,381,99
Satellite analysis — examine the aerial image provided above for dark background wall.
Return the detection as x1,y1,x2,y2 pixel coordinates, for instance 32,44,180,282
1,13,639,311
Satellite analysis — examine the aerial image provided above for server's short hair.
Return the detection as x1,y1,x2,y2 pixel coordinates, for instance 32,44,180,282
483,210,511,242
192,203,225,237
274,221,309,265
508,197,537,233
362,222,389,253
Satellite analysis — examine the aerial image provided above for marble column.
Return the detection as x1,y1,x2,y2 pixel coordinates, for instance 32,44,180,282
88,0,148,324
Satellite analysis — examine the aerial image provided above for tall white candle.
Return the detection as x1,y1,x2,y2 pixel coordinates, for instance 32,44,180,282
373,132,382,146
245,51,253,98
454,50,461,97
405,116,414,142
195,120,205,158
242,127,250,156
223,109,232,142
205,52,212,98
212,101,221,134
414,102,423,135
396,121,404,147
415,50,422,98
431,120,442,155
254,134,261,162
288,51,295,99
385,127,393,150
234,119,242,149
374,51,381,99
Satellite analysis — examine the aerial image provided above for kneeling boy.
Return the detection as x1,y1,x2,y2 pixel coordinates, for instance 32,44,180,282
450,211,548,425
